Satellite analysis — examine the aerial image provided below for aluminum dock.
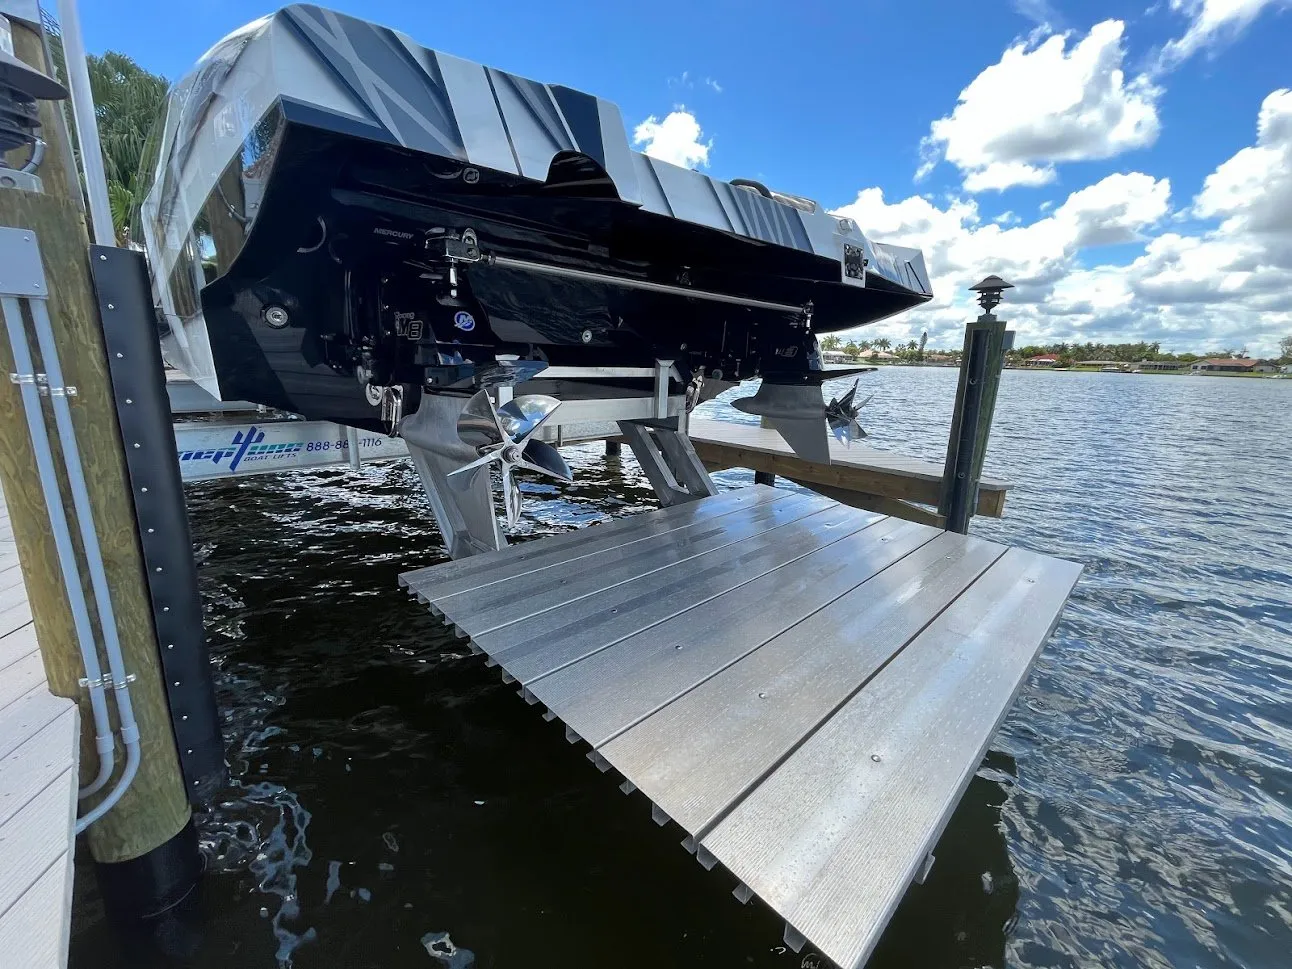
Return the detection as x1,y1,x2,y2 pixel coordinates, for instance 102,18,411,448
0,484,80,968
400,484,1081,968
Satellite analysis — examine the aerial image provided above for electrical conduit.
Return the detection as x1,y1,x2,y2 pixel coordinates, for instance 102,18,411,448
26,297,145,832
1,295,116,796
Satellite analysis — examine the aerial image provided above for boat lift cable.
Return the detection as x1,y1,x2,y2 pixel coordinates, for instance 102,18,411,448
1,294,117,800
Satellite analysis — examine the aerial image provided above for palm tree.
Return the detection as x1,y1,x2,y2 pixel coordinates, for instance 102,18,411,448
876,337,891,352
86,53,169,244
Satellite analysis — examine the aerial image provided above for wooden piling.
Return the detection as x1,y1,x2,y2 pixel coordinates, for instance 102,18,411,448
0,36,192,869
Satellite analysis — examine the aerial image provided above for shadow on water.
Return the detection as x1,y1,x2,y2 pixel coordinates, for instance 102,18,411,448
70,370,1292,968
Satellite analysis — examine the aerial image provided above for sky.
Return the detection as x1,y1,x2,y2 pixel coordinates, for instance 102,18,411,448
78,0,1292,356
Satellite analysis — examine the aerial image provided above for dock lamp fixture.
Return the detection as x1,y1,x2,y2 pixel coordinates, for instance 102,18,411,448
0,13,69,188
969,274,1014,316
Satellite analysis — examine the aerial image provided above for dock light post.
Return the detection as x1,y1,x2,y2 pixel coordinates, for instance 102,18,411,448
938,275,1014,534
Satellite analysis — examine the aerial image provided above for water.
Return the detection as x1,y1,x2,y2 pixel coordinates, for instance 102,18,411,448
68,370,1292,969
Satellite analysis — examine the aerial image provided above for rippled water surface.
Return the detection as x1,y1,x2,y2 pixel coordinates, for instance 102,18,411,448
69,369,1292,968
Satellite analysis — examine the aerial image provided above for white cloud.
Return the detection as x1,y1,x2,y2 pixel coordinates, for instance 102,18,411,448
1193,88,1292,249
633,109,712,169
831,92,1292,356
830,84,1292,360
1158,0,1291,68
704,77,723,94
919,21,1160,192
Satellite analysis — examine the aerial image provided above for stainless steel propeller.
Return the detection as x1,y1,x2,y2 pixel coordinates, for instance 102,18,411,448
825,379,873,444
448,391,572,527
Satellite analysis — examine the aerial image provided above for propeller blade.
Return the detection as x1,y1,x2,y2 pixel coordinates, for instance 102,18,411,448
498,395,561,441
500,464,523,528
519,438,574,482
836,379,858,410
457,390,505,449
447,447,501,485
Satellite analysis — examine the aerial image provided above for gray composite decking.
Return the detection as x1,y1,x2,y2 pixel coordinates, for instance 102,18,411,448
0,485,79,969
401,484,1082,969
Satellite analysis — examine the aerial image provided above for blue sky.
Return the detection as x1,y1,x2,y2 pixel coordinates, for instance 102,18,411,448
82,1,1292,355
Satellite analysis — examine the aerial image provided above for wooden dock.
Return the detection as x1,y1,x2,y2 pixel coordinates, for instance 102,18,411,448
685,418,1012,526
400,485,1080,968
0,485,79,968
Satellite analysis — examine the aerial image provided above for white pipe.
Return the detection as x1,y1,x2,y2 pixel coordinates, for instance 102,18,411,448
54,0,115,246
0,296,116,795
27,297,144,819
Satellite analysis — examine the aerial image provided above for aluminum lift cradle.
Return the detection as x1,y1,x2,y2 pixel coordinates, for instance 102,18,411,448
395,387,1081,969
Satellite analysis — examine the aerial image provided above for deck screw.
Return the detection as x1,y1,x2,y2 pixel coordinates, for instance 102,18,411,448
163,606,170,612
141,487,148,493
133,443,140,449
186,749,193,754
167,644,174,649
758,692,768,699
125,398,133,404
116,352,123,358
98,254,106,261
181,715,188,721
107,303,115,310
871,753,882,762
174,681,180,687
147,528,154,533
155,566,163,573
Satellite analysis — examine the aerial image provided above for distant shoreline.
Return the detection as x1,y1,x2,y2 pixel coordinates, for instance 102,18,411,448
831,360,1289,378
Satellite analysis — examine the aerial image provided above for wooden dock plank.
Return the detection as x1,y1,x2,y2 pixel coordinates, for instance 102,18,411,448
0,487,78,969
528,516,933,748
0,651,45,710
0,707,78,829
438,493,834,634
470,503,879,681
400,487,1081,969
702,547,1082,969
0,623,38,674
598,533,1006,835
0,860,73,968
687,419,1010,518
0,767,77,919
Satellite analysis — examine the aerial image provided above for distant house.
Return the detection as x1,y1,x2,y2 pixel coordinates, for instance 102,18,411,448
1023,354,1058,367
863,349,897,361
1076,360,1125,369
821,349,851,363
1135,359,1183,371
1190,358,1260,372
1282,364,1292,375
1253,361,1278,373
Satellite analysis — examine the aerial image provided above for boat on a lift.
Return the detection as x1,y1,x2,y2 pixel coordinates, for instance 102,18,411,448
139,3,932,555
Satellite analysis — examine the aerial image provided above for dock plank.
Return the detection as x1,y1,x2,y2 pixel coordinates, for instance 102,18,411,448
598,532,1006,835
702,547,1082,968
529,516,934,747
0,651,45,710
0,860,73,968
0,486,79,969
471,503,880,679
0,623,38,674
0,708,77,829
438,492,834,634
0,766,77,919
401,486,1081,969
401,485,784,594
